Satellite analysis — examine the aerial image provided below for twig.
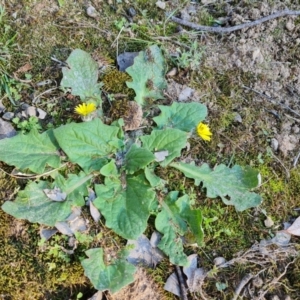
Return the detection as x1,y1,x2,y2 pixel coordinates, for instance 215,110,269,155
257,258,297,300
169,9,300,33
242,85,300,118
32,87,58,104
293,150,300,168
271,152,290,179
0,163,68,179
232,269,267,300
175,266,188,300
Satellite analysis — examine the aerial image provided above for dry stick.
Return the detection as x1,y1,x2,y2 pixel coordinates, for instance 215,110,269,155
242,85,300,118
169,9,300,33
232,268,267,300
257,258,297,300
175,266,188,300
293,150,300,168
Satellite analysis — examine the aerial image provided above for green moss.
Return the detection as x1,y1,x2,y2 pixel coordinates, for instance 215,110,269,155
0,208,93,299
102,68,134,96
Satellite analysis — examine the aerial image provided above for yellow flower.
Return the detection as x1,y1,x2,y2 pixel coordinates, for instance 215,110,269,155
75,103,96,116
196,122,212,141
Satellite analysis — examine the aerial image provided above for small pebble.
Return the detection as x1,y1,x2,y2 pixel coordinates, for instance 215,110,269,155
166,67,177,77
25,106,37,117
252,276,263,288
178,86,194,102
271,138,279,151
86,6,98,19
2,112,14,121
156,1,166,10
0,101,5,113
0,118,16,139
264,216,274,228
285,20,295,31
234,113,242,123
127,7,136,17
292,125,299,133
36,108,47,119
21,103,30,110
270,296,280,300
213,257,226,266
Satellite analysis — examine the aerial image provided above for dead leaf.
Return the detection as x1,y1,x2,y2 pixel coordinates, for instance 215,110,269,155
117,51,139,71
124,101,143,131
15,63,32,74
264,216,274,228
90,201,101,222
55,221,74,236
164,273,181,297
182,254,206,292
286,216,300,236
127,233,164,268
43,187,67,201
154,150,169,162
40,228,58,241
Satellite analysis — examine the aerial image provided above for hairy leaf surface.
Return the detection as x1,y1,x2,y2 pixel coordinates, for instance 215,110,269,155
171,162,262,211
125,144,155,174
141,128,187,167
153,102,207,132
0,129,60,174
94,174,156,239
60,49,101,100
155,192,203,266
2,173,90,225
81,248,136,293
126,45,167,105
54,119,122,172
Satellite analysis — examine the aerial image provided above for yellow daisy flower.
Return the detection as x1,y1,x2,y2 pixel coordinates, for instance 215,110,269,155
196,122,212,141
75,103,96,117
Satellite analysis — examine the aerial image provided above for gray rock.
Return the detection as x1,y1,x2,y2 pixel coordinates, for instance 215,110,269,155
21,103,30,110
127,7,136,17
36,108,47,119
252,276,263,288
0,118,17,139
234,113,243,123
25,106,37,117
271,138,279,151
178,86,194,102
2,112,15,121
117,52,139,71
214,257,226,266
0,101,5,113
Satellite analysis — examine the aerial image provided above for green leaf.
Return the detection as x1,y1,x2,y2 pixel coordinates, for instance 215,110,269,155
0,129,60,174
55,172,92,206
100,160,118,177
60,49,101,100
54,119,122,172
155,192,203,266
141,128,187,167
125,144,155,174
94,174,156,239
144,166,165,188
126,45,167,105
170,162,262,211
153,102,207,132
81,248,136,293
2,172,90,226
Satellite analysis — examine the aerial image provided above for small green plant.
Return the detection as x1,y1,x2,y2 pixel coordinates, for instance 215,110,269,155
173,41,205,70
0,46,262,294
12,116,42,133
0,74,25,106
